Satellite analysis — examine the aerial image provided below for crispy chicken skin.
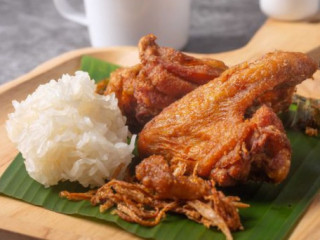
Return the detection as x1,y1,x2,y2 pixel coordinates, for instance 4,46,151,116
138,51,317,186
105,34,228,132
136,155,212,200
135,155,245,233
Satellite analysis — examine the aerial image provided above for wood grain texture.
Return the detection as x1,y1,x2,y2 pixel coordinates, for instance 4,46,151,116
0,19,319,240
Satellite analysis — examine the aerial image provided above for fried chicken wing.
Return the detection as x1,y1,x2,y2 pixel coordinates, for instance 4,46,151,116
105,34,228,132
138,51,317,186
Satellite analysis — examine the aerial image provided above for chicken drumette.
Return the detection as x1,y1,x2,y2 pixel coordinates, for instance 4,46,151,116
104,34,228,132
138,51,317,187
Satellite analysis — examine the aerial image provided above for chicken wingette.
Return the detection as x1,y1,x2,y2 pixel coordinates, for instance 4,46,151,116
138,51,317,186
104,34,228,132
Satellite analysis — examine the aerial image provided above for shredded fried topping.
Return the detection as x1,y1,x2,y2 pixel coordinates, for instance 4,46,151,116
60,179,248,240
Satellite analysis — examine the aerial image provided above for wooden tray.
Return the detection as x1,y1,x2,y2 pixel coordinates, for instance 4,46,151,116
0,19,320,240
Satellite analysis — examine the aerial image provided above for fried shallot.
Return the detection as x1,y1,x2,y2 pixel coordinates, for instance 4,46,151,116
61,178,248,240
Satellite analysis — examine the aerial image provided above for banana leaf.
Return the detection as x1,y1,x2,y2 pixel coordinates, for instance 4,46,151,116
81,55,120,81
0,56,319,240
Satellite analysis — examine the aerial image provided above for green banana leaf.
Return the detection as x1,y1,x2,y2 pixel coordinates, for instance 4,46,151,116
0,56,319,240
81,55,120,81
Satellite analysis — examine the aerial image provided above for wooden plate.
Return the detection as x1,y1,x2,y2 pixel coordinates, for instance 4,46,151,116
0,19,320,240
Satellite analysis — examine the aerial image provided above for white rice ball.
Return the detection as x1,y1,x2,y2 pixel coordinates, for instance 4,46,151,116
6,71,136,188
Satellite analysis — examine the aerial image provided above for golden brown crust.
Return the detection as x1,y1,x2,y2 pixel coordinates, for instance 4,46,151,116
138,51,317,186
105,34,228,132
136,155,211,200
105,64,141,129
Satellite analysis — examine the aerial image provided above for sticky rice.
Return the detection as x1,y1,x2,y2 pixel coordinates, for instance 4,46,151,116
6,71,136,187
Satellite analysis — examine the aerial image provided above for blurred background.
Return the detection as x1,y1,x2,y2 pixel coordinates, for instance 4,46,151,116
0,0,266,84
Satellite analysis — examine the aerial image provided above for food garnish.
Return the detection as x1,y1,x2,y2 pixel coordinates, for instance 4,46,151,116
281,94,320,136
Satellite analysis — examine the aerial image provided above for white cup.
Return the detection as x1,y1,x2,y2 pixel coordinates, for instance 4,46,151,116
259,0,319,21
53,0,191,49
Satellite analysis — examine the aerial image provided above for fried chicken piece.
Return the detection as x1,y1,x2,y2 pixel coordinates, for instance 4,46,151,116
249,85,296,115
105,34,228,132
135,155,246,234
138,51,317,186
136,155,212,200
105,65,142,129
